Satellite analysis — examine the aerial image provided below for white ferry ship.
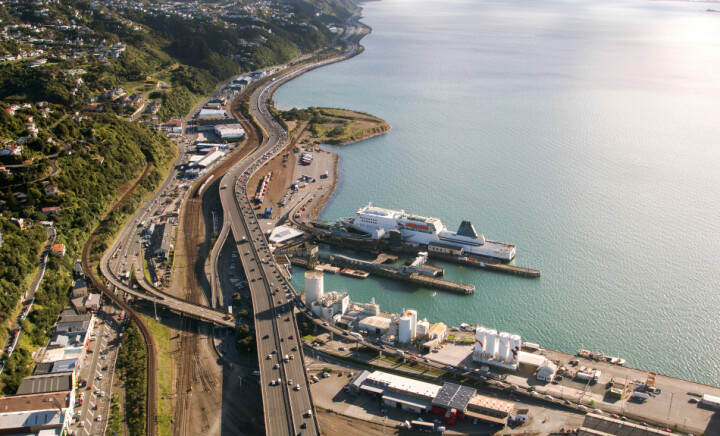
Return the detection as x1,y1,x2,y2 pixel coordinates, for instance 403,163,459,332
344,204,516,261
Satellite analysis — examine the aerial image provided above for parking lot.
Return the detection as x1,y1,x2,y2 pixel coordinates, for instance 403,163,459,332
70,304,125,436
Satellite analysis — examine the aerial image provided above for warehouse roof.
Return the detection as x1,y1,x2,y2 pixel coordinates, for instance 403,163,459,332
432,383,476,411
365,371,441,400
16,374,73,395
358,315,391,330
0,391,72,413
197,108,226,119
0,409,66,431
382,391,431,410
518,351,547,368
194,150,224,168
468,394,514,415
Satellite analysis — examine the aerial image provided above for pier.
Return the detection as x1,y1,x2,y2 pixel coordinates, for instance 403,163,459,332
428,252,541,278
287,252,475,295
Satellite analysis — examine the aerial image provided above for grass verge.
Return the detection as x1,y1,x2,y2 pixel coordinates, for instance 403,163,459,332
142,315,173,436
108,392,123,436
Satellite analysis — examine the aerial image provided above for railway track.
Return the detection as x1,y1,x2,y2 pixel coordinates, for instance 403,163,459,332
171,93,264,434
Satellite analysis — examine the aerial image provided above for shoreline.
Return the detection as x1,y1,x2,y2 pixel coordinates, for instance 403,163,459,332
269,7,719,393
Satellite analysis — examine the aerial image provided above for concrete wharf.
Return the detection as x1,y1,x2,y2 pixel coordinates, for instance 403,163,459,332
428,252,541,278
288,254,475,295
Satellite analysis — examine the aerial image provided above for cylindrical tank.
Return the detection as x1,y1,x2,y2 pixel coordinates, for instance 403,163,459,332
498,332,511,362
485,329,497,358
510,335,522,362
304,270,324,304
416,320,430,336
475,327,487,354
398,316,412,343
407,310,417,340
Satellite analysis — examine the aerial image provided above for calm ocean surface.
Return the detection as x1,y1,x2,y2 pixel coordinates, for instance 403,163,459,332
274,0,720,385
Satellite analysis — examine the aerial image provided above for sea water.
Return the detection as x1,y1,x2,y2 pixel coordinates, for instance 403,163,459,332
274,0,720,385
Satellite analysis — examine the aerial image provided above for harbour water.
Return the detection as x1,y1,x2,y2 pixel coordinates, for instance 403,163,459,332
275,0,720,385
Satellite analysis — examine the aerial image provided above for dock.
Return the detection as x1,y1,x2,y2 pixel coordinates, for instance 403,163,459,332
428,252,541,278
287,253,475,295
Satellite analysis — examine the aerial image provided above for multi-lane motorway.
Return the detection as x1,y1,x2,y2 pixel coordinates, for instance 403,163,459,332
215,51,362,435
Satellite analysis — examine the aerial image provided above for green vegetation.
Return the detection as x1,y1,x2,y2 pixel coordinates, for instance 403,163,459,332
0,218,46,326
235,324,257,357
108,392,123,436
277,107,389,146
457,337,475,345
116,320,147,436
143,316,172,436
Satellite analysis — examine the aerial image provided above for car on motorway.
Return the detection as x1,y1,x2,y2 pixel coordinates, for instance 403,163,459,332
289,334,294,339
291,346,298,351
95,415,102,422
267,354,272,360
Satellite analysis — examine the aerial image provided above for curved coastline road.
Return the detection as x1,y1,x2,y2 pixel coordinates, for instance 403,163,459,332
212,29,364,434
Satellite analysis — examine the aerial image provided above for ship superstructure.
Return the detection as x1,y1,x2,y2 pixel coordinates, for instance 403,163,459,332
346,204,516,261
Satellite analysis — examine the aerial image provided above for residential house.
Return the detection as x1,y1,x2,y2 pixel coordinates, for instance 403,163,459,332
50,243,65,257
44,184,59,195
42,206,62,214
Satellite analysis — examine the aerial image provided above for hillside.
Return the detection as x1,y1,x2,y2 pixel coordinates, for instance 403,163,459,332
0,0,355,393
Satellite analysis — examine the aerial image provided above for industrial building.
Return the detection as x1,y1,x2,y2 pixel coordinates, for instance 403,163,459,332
535,361,558,382
357,315,391,336
430,383,477,425
349,370,442,414
304,270,324,305
0,391,74,435
397,309,418,343
16,373,74,396
472,326,522,370
350,371,513,427
421,322,448,352
269,226,304,244
190,150,224,168
214,124,245,140
465,394,514,426
310,291,349,320
197,108,226,120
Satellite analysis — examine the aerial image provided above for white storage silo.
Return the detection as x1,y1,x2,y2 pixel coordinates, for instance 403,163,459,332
475,326,487,354
416,320,430,336
304,270,324,304
398,315,412,343
510,335,522,362
498,332,511,362
485,329,497,358
407,310,417,340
